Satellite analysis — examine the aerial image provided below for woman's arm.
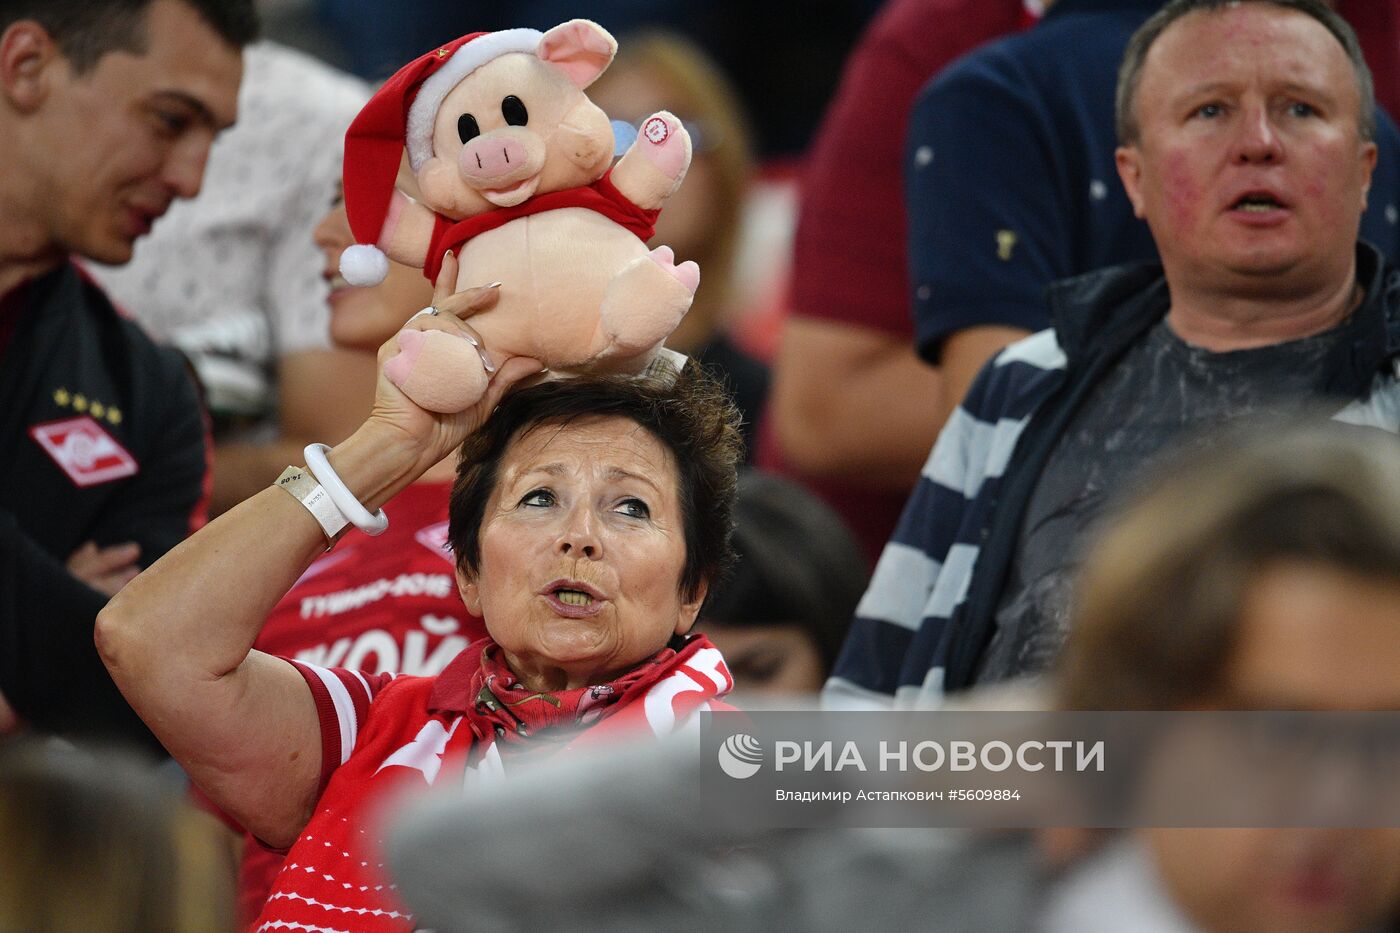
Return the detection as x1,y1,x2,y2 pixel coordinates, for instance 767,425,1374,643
96,257,540,847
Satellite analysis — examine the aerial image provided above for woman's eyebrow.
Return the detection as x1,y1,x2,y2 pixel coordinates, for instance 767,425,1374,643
606,466,661,494
518,463,569,479
513,463,661,494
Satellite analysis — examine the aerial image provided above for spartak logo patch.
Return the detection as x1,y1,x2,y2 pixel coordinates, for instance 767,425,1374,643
30,416,138,487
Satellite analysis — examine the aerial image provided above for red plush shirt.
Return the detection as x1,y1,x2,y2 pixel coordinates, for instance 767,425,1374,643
423,169,659,284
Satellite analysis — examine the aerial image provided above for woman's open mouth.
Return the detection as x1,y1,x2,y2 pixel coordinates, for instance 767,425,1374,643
556,589,593,607
542,580,606,617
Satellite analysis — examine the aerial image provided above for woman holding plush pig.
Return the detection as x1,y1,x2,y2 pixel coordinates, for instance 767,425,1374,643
95,245,743,932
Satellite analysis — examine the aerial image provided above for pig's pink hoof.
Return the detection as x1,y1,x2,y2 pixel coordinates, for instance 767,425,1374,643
596,254,697,361
384,328,426,388
385,328,490,413
673,260,700,294
638,111,688,179
648,246,699,295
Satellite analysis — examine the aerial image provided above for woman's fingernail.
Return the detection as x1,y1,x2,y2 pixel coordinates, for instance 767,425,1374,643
486,281,502,289
477,347,496,373
468,289,499,309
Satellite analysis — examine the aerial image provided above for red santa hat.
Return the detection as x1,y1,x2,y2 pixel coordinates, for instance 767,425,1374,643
339,28,543,286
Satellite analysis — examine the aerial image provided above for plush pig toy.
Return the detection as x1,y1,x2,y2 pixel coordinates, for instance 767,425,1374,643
338,20,697,412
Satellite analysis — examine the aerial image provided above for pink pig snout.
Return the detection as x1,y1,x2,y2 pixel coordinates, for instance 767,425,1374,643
459,134,536,185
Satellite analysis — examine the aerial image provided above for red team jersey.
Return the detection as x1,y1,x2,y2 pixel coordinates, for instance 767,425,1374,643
254,636,733,933
238,480,486,925
256,481,487,673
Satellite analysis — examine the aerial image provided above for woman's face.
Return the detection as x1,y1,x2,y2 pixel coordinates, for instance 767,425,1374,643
457,415,705,691
313,200,432,350
699,622,825,694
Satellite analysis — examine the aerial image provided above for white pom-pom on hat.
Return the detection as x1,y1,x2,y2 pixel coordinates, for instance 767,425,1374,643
340,244,390,286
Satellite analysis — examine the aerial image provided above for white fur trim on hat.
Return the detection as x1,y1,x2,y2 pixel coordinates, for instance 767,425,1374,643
406,28,543,171
340,244,390,286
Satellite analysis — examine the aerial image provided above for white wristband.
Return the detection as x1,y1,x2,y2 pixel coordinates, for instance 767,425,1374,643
274,466,349,547
303,443,389,536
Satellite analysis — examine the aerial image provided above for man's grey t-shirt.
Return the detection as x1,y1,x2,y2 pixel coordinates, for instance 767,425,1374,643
976,316,1349,683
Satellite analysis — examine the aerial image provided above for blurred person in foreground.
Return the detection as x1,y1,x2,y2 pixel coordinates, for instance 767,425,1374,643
1029,419,1400,932
587,31,769,458
0,738,235,932
0,0,254,748
95,255,744,930
828,0,1400,709
382,421,1400,933
698,469,865,695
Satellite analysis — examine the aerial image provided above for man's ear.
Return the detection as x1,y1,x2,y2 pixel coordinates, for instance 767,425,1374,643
1359,139,1378,210
455,566,483,616
674,579,709,637
1115,145,1147,220
0,21,59,112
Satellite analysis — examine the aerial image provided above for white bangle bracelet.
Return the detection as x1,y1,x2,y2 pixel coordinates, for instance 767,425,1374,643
303,443,389,536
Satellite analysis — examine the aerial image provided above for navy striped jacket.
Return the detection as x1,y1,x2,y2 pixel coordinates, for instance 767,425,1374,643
826,245,1400,709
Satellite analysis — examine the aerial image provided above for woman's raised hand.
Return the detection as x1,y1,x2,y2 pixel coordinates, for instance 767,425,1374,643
367,252,541,476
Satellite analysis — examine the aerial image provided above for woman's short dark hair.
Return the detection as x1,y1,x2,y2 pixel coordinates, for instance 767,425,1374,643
700,469,866,672
1059,420,1400,710
449,366,744,602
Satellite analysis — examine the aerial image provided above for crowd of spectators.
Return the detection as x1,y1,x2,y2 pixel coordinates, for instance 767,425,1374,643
4,0,1400,930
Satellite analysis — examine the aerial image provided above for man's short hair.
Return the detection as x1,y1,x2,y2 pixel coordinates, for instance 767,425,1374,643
1116,0,1376,145
0,0,258,74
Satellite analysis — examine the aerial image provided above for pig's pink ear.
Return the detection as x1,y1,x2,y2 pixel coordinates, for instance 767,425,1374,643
537,19,616,89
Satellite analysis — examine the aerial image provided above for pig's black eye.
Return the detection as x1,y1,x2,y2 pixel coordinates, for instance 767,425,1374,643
457,113,480,143
502,95,528,127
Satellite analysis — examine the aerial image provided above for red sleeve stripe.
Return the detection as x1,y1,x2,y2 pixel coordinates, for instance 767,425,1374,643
285,659,345,793
336,667,374,723
289,661,372,767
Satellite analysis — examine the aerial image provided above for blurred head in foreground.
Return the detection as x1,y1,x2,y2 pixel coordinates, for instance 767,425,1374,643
1060,419,1400,933
0,738,234,932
